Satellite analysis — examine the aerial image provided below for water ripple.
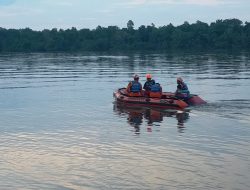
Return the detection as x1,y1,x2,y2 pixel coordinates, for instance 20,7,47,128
0,52,250,189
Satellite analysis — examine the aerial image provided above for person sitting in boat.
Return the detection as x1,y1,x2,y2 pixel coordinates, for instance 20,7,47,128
149,83,162,98
143,74,155,96
175,77,190,99
126,74,143,97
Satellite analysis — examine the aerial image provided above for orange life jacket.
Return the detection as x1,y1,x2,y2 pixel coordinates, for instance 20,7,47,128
149,92,162,98
128,92,143,97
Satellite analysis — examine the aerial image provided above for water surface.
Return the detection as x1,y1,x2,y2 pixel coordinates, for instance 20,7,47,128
0,52,250,190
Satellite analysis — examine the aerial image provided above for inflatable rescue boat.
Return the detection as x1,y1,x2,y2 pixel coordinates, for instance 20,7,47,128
113,88,206,109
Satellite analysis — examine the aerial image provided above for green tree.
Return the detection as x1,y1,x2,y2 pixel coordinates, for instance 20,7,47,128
127,20,134,30
0,19,248,52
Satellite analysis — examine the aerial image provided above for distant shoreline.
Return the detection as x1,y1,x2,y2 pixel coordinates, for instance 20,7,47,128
0,19,249,52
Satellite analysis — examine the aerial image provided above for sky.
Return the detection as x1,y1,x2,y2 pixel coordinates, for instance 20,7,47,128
0,0,250,30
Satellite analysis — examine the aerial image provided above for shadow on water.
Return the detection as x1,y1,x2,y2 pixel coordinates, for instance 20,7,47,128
113,103,190,134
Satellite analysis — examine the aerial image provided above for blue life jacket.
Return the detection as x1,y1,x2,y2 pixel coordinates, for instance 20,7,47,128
177,82,190,97
143,80,155,91
150,83,162,92
130,81,142,92
181,83,188,91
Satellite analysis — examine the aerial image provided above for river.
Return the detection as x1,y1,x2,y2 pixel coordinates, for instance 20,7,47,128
0,52,249,190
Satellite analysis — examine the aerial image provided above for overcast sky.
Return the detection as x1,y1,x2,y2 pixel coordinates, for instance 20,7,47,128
0,0,250,30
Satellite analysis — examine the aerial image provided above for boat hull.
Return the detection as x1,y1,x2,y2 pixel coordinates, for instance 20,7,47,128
161,92,207,106
114,88,189,109
113,88,206,109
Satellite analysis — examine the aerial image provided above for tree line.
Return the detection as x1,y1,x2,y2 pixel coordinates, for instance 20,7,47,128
0,19,250,52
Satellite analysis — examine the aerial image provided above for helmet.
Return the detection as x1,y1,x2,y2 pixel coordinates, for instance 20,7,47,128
146,74,152,79
177,77,183,83
134,74,139,79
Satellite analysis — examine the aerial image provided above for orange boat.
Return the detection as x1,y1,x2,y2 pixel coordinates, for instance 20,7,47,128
113,88,206,109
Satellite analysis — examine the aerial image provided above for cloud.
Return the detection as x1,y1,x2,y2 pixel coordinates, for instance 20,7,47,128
96,9,113,14
40,0,74,7
184,0,235,5
80,17,97,21
0,5,43,18
124,0,237,6
0,0,16,6
53,2,73,7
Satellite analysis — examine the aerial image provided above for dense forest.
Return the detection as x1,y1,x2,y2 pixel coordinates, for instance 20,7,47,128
0,19,250,52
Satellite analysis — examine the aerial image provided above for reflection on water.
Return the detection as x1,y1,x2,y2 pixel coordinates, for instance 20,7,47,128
0,52,250,190
113,103,190,134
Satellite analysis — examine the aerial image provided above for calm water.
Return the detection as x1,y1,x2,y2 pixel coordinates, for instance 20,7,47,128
0,52,250,190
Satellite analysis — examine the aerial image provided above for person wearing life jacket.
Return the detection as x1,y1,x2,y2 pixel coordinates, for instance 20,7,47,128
149,82,162,98
143,74,155,96
175,77,190,99
126,74,143,97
